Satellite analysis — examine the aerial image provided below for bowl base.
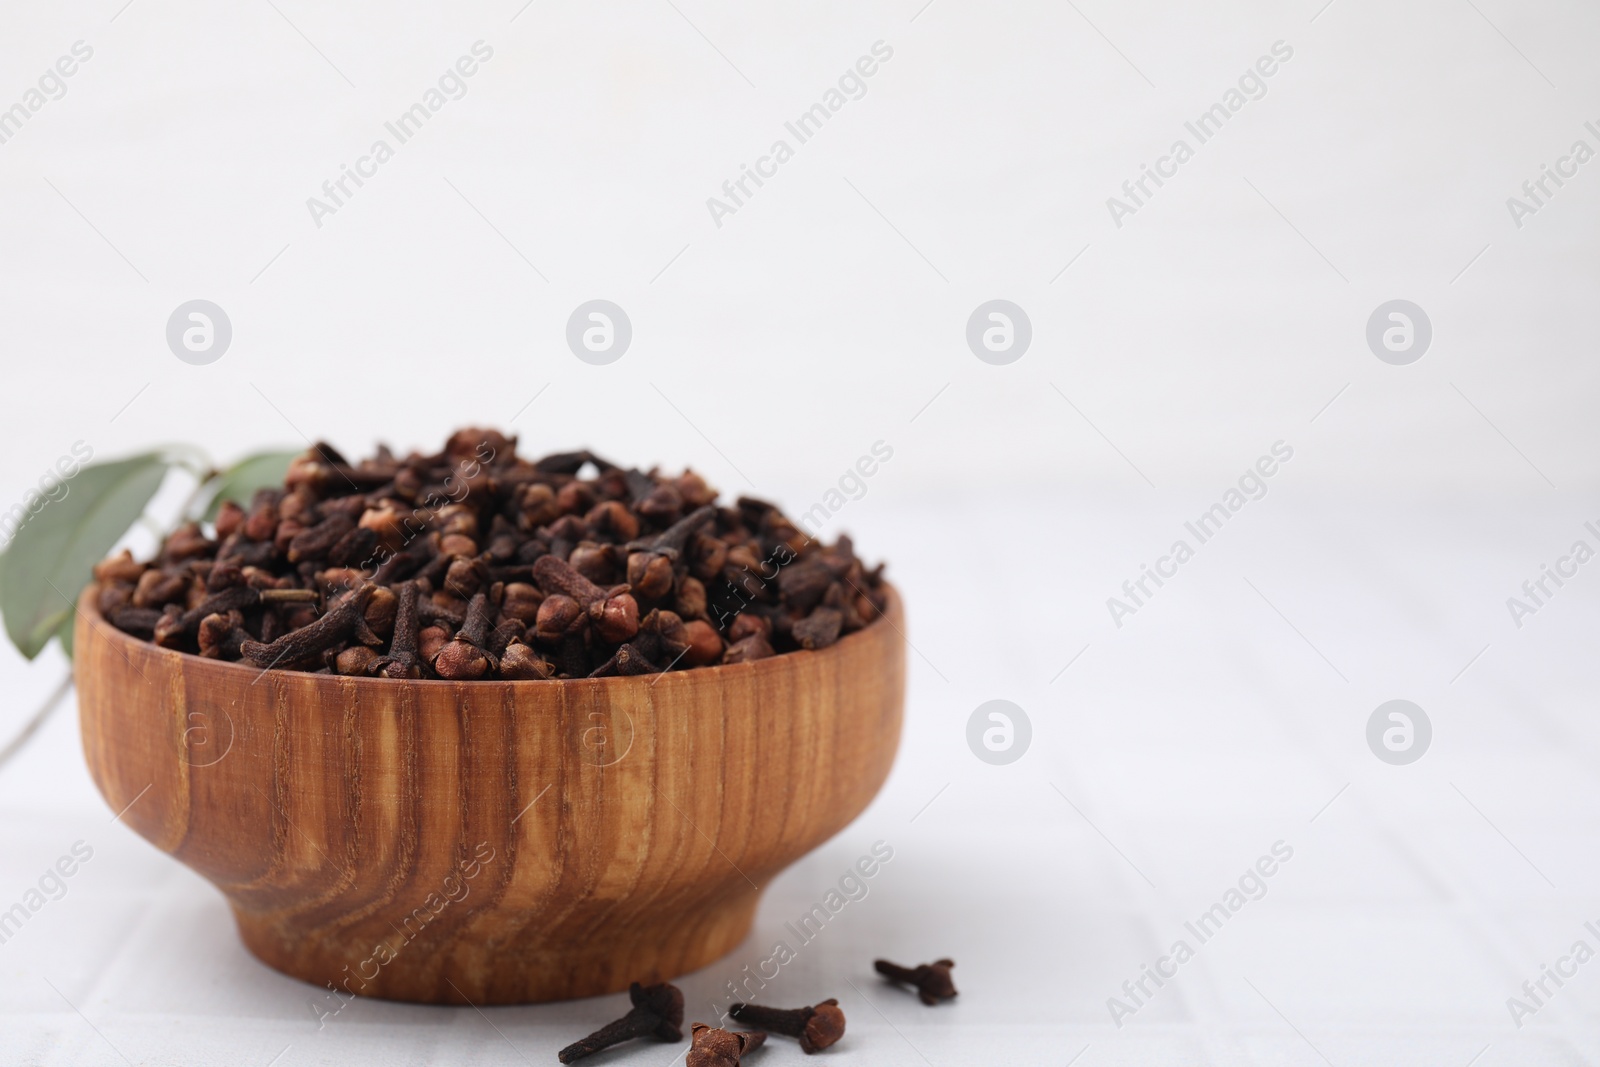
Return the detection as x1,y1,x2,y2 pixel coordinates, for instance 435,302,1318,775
232,885,763,1005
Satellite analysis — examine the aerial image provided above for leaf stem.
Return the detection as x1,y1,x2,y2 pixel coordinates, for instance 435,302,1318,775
0,672,72,773
177,469,221,524
161,443,214,478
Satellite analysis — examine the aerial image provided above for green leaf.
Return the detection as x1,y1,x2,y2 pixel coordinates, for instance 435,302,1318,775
200,450,299,522
0,453,170,659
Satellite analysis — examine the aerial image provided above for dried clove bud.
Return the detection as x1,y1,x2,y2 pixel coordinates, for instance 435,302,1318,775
534,594,585,643
368,581,422,679
433,591,496,680
626,550,676,600
499,642,556,680
417,625,450,664
874,958,957,1005
558,982,684,1063
686,1024,766,1067
532,555,639,644
417,596,465,629
336,645,379,675
487,618,524,657
214,500,246,540
588,642,659,678
242,496,278,541
93,549,146,584
792,607,843,650
722,634,774,664
197,611,246,660
500,582,543,624
363,585,397,640
287,513,355,563
681,620,724,666
675,469,716,506
586,499,639,542
674,575,708,619
437,559,474,600
97,582,133,616
239,585,379,671
132,569,188,609
728,999,844,1053
516,483,561,530
569,542,618,585
162,522,213,562
637,483,682,522
206,559,244,592
107,605,163,637
727,612,770,643
432,640,487,679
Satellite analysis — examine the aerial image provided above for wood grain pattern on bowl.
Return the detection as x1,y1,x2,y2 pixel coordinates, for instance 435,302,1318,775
74,584,905,1005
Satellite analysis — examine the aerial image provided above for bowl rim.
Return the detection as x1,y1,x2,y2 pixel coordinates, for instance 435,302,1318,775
76,580,902,691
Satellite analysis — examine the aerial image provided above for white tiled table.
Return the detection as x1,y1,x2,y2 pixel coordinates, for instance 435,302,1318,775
3,494,1596,1066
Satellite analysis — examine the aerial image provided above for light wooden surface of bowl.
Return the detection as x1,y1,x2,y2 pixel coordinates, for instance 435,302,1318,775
74,585,904,1005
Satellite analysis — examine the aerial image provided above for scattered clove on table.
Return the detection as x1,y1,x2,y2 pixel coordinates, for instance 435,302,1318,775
729,998,844,1053
686,1023,766,1067
874,958,958,1005
557,981,684,1063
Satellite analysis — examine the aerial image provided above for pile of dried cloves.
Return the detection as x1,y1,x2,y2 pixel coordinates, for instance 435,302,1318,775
93,430,888,681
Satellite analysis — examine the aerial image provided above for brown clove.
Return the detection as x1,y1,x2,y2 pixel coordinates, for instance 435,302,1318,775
240,584,380,670
686,1023,766,1067
433,590,497,680
557,981,684,1063
532,555,639,644
367,581,422,678
874,958,957,1005
728,999,844,1053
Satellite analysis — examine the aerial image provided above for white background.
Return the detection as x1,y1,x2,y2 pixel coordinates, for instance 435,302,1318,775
2,0,1599,1063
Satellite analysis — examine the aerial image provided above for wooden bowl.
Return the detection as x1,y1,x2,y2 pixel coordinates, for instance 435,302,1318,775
74,585,904,1004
